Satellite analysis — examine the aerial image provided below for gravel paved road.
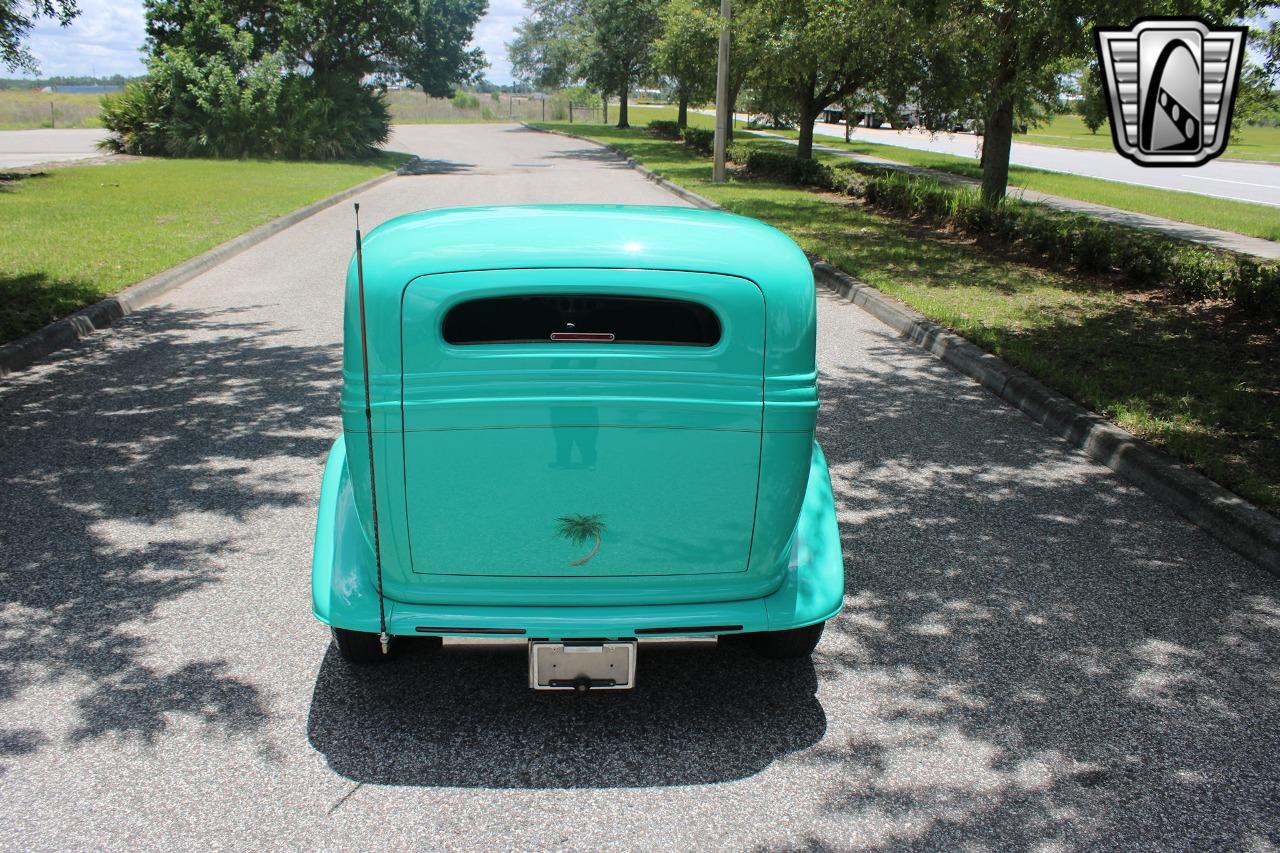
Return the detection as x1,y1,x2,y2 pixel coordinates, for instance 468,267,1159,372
2,123,1277,852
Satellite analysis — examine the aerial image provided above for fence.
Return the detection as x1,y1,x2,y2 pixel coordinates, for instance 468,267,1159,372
0,91,103,130
386,91,606,125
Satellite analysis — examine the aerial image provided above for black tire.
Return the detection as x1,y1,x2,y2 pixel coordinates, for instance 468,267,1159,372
746,621,825,660
331,627,400,665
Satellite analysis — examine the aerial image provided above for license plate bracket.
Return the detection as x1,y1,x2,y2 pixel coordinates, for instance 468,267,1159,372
528,641,637,690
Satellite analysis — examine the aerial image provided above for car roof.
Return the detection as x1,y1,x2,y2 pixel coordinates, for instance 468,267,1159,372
356,205,811,294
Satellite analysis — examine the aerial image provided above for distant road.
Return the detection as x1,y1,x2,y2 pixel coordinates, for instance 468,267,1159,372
679,107,1280,207
0,128,105,168
810,121,1280,207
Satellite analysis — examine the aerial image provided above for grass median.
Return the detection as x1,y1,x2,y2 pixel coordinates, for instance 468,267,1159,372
531,119,1279,515
0,152,409,344
1021,114,1280,163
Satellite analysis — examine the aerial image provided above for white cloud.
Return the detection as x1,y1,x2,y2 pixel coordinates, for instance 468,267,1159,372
16,0,528,83
23,0,146,78
471,0,528,84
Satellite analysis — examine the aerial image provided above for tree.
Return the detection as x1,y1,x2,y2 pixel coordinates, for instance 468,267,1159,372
399,0,488,97
907,0,1275,206
508,0,586,91
1077,64,1107,134
1232,58,1279,138
580,0,662,127
654,0,718,127
2,0,77,72
103,0,478,160
744,0,911,159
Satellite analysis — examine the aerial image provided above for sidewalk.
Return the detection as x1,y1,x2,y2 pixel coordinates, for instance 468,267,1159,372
749,129,1280,261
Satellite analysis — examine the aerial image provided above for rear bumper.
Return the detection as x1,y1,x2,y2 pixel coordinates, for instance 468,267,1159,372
311,435,844,639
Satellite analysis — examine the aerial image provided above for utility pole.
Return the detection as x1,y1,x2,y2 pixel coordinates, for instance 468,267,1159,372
712,0,731,182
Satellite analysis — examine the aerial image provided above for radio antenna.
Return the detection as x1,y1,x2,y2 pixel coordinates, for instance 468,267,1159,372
354,203,390,655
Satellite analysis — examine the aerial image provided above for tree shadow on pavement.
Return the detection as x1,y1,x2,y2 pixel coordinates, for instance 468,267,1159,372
0,304,339,767
399,158,476,176
544,146,642,169
306,638,826,788
785,294,1280,850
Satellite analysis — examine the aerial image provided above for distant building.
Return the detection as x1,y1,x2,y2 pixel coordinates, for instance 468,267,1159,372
41,85,123,94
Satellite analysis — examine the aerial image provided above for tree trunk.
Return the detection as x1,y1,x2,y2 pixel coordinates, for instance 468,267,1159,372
602,92,608,124
618,83,629,128
678,92,689,128
979,6,1019,206
980,93,1013,205
727,78,744,142
796,90,818,160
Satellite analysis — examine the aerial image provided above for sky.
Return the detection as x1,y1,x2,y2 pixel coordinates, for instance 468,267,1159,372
17,0,527,82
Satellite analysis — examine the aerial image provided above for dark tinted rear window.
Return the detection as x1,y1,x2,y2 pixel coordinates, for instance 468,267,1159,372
442,295,721,346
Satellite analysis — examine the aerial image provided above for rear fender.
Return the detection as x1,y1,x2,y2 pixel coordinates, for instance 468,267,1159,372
311,435,389,633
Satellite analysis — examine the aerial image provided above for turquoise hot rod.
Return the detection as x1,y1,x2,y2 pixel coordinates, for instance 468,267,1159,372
312,205,843,689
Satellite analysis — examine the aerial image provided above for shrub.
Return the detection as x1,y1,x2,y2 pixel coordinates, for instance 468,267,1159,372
738,149,834,187
681,126,714,155
726,142,752,164
813,166,1280,313
100,33,389,160
452,91,480,110
648,119,682,140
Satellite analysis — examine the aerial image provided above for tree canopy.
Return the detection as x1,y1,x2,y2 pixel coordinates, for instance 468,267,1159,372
508,0,662,127
2,0,78,72
104,0,488,160
654,0,718,126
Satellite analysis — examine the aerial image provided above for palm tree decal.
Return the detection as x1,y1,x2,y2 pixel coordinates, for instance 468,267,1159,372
556,514,606,567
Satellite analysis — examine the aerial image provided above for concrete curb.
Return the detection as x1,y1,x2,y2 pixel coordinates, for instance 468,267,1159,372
531,122,1280,571
814,261,1280,572
0,163,409,378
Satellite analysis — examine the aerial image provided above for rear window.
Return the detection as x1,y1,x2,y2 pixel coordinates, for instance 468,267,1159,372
442,295,721,346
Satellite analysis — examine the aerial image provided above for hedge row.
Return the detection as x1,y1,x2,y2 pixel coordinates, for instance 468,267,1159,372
733,149,1280,313
647,119,715,155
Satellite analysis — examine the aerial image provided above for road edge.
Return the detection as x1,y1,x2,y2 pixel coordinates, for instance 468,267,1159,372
0,162,410,378
528,121,1280,572
813,261,1280,573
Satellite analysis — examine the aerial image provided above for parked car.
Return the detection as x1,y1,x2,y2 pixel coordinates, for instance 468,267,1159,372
312,205,844,690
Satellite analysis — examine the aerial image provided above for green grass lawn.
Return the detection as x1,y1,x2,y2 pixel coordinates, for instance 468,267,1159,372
531,119,1280,514
0,153,408,343
747,125,1280,241
1022,114,1280,163
0,90,103,130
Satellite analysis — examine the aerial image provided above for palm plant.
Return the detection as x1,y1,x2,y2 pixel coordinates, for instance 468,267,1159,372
556,514,606,566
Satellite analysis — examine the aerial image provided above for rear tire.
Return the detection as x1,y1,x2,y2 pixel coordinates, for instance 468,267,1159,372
746,621,825,659
331,627,400,665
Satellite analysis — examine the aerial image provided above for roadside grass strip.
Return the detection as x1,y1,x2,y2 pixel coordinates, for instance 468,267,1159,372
0,153,408,344
531,120,1280,515
1020,114,1280,163
747,125,1280,242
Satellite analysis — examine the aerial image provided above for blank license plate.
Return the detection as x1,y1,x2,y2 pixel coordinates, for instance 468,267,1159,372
528,641,636,690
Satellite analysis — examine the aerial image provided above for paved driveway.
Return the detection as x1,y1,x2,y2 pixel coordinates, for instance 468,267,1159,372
0,128,106,168
1,123,1277,851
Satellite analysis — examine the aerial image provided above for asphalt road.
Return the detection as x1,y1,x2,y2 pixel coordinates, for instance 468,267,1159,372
2,123,1278,851
0,128,106,168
